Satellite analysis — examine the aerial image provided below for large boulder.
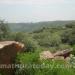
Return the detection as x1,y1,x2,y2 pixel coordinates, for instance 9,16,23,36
40,49,73,60
53,49,73,59
0,41,24,75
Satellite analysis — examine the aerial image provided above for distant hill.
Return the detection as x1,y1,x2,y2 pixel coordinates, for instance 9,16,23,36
8,20,75,32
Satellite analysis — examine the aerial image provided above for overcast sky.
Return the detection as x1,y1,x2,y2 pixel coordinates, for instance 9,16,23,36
0,0,75,23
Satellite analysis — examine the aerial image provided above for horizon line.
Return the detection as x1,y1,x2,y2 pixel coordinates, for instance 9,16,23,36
7,20,75,23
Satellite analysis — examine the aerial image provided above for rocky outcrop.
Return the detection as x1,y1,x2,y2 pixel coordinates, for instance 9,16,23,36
53,49,73,59
40,49,73,60
40,51,54,60
0,41,24,75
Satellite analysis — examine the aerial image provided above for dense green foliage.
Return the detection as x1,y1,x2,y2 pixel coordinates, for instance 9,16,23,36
8,32,38,52
0,20,10,40
8,20,75,32
0,20,75,75
15,53,75,75
62,23,75,45
14,22,75,75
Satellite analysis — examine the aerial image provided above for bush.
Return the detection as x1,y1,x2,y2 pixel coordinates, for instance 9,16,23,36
10,32,38,52
61,28,75,45
15,52,39,75
0,20,10,40
38,33,61,47
23,38,38,52
57,44,72,50
15,54,75,75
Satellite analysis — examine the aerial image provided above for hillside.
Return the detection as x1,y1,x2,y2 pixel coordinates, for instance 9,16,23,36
0,20,75,75
8,20,75,32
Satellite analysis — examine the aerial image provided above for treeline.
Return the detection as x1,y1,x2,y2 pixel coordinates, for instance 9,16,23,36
8,20,75,32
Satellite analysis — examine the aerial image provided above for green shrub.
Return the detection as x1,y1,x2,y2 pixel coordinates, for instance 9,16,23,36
57,44,72,50
15,52,39,75
0,20,10,40
15,52,75,75
61,28,75,45
23,38,38,52
16,52,39,64
9,32,38,52
38,33,61,47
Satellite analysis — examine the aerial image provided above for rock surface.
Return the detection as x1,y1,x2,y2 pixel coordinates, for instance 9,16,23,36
40,51,54,60
0,41,24,75
40,49,73,60
53,49,73,59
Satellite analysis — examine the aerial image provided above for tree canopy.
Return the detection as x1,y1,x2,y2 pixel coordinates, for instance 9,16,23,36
0,20,10,40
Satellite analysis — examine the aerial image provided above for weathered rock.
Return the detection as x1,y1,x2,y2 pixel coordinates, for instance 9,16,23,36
53,49,73,59
40,51,54,60
54,56,64,60
0,41,24,75
40,49,73,60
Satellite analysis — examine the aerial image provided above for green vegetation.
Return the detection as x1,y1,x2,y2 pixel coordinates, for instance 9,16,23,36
8,20,75,32
0,20,10,40
15,53,75,75
0,20,75,75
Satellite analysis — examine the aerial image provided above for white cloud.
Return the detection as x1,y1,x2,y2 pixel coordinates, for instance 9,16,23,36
0,0,64,5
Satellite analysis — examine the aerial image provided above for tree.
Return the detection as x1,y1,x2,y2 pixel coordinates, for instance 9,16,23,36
0,20,10,40
37,33,61,47
13,32,38,52
65,23,75,28
61,23,75,45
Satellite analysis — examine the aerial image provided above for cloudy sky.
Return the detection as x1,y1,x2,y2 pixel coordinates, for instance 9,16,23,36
0,0,75,22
